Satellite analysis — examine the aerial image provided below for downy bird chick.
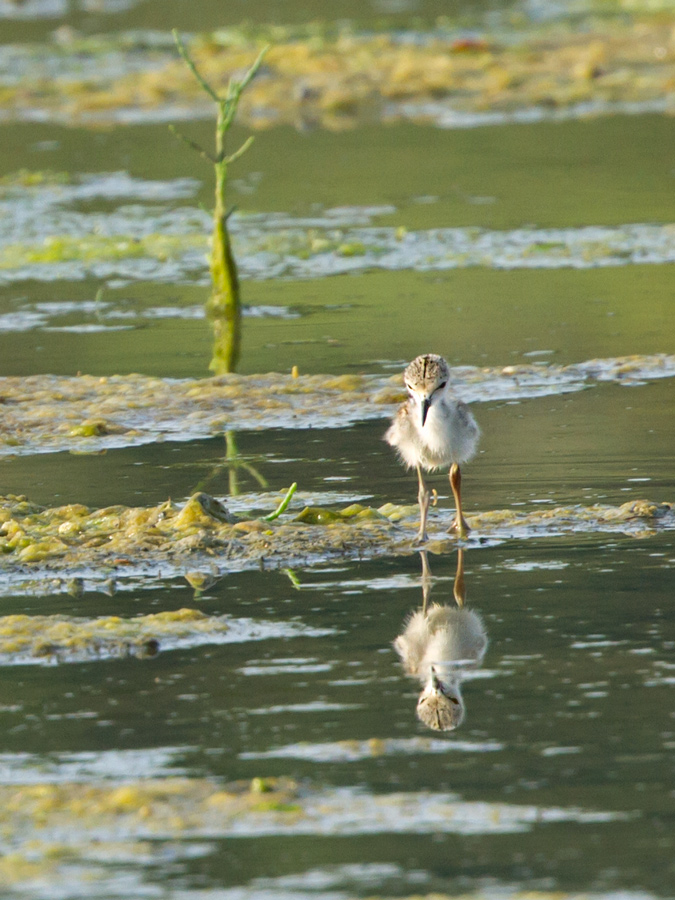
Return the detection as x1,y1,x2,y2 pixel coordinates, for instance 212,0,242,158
394,602,487,731
385,354,479,542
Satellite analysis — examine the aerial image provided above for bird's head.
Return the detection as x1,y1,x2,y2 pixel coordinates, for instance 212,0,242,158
404,354,450,426
416,665,465,731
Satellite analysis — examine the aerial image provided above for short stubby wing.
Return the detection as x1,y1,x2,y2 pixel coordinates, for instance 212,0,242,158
385,401,425,470
444,399,480,465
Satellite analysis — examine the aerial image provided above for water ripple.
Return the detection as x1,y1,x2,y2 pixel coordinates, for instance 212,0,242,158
240,736,502,762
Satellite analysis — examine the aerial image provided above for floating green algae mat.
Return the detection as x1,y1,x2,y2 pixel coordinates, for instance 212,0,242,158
1,14,674,126
1,769,627,893
0,490,404,571
0,605,334,665
3,219,675,284
0,492,672,584
0,232,206,270
1,354,674,457
0,774,622,848
0,775,302,849
0,608,213,663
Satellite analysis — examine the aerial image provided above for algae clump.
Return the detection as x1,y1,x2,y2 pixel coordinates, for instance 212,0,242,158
0,608,226,663
0,491,672,590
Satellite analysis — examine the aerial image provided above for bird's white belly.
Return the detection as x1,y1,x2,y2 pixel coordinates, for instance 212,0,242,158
385,395,479,470
419,412,454,468
419,402,478,469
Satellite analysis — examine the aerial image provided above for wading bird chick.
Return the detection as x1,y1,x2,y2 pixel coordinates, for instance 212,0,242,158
394,549,488,732
385,354,479,542
394,602,488,731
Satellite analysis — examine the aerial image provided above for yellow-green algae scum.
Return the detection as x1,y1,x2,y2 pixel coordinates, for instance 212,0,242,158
0,493,671,664
0,371,390,454
2,355,674,456
0,775,301,887
1,490,672,572
1,11,675,126
0,607,232,663
0,767,626,898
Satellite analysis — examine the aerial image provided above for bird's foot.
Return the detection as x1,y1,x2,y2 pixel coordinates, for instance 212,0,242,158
413,530,429,546
449,516,471,540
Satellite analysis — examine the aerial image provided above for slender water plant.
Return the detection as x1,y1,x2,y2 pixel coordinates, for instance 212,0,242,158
172,33,276,497
170,30,268,373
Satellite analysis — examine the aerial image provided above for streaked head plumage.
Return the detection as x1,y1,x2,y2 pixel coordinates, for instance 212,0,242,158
404,354,451,427
416,667,464,731
404,354,450,396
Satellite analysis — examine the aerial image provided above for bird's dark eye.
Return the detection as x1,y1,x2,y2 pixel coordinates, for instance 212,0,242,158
437,381,447,391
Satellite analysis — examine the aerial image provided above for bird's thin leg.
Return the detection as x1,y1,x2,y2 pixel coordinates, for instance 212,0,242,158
416,464,430,543
448,463,470,539
453,547,465,608
420,549,432,614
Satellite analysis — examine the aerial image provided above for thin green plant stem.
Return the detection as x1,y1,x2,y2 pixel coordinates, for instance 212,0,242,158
264,483,298,522
171,29,220,103
170,30,269,374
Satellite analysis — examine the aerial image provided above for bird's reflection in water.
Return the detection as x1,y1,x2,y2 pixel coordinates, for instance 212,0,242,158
394,549,488,731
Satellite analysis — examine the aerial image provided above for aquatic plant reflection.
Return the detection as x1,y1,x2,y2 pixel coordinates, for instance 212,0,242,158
189,431,269,498
394,549,488,732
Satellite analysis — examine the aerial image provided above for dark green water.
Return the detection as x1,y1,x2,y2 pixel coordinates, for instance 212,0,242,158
0,2,674,898
1,0,515,43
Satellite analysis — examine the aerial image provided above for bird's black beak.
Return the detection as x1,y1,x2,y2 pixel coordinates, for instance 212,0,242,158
421,397,431,426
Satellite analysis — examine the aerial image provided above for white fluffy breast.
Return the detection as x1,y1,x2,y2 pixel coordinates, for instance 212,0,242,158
420,397,480,468
385,390,479,471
